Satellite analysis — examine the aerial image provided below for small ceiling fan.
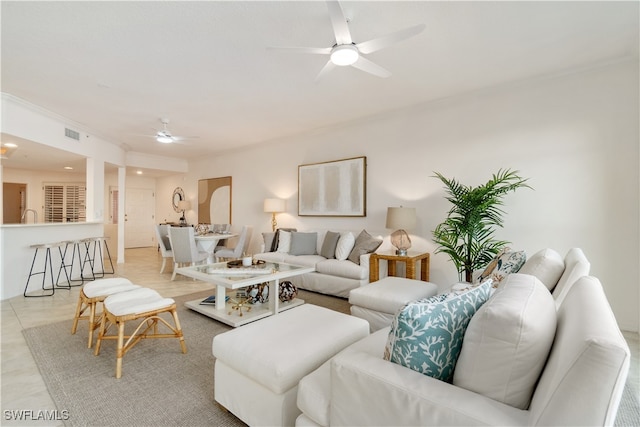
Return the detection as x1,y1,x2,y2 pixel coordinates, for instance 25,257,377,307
150,118,197,144
270,0,425,80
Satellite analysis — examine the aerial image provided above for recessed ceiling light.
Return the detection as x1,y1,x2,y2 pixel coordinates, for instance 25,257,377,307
64,166,73,170
4,143,17,148
136,170,143,175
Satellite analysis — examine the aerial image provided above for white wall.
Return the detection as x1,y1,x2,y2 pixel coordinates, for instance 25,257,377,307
169,60,639,332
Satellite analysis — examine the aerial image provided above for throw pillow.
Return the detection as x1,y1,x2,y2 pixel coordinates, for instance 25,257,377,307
276,230,292,253
347,230,383,265
383,281,491,383
270,228,297,252
334,232,355,261
289,232,318,256
518,248,565,291
475,248,526,288
453,274,556,409
320,231,341,259
262,232,276,252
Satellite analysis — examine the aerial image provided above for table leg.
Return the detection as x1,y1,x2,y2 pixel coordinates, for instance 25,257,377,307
388,260,397,277
421,258,429,281
370,255,380,282
215,285,226,311
269,279,280,314
406,260,416,279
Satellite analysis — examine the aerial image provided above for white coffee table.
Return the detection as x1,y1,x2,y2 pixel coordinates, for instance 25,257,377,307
178,261,314,327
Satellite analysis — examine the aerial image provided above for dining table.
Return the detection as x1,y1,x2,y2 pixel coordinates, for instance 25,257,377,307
195,232,237,263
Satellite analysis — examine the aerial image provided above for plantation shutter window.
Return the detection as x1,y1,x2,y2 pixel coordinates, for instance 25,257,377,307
43,183,86,223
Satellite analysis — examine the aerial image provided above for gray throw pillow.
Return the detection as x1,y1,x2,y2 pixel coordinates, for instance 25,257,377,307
320,231,341,259
262,232,276,252
289,232,318,255
347,230,383,264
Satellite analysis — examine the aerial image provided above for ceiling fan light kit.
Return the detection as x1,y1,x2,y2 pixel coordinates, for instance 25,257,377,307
330,44,359,66
156,133,174,144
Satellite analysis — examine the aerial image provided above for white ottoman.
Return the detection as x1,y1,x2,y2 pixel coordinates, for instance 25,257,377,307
349,276,439,332
212,304,369,427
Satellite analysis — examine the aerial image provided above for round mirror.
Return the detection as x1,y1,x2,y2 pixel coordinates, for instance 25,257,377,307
172,187,185,213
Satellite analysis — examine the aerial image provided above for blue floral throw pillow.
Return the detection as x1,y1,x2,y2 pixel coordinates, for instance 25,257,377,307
383,281,491,383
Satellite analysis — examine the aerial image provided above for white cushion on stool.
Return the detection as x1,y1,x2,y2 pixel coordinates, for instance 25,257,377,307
104,288,175,316
349,276,438,314
213,304,369,395
83,278,138,298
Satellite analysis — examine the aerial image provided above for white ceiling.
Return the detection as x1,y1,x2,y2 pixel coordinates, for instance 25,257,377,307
1,1,638,174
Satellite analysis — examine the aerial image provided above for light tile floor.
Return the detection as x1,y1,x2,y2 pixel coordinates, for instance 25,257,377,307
1,247,638,425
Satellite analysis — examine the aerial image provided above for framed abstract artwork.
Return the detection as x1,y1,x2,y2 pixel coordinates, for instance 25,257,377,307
298,156,366,216
198,176,232,224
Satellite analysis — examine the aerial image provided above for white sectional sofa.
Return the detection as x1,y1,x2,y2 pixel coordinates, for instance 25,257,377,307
296,248,630,426
254,229,392,298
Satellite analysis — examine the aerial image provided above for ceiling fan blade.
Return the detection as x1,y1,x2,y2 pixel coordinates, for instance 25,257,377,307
267,46,332,55
351,56,391,78
315,60,336,82
356,23,426,54
326,1,352,45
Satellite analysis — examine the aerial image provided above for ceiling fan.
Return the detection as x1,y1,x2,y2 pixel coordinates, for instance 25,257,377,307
270,0,425,80
150,118,197,144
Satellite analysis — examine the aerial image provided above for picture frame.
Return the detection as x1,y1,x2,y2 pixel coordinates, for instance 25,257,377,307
198,176,232,224
298,156,366,217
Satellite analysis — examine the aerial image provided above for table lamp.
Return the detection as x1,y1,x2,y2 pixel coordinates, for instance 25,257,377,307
264,198,285,232
386,206,416,256
178,200,191,226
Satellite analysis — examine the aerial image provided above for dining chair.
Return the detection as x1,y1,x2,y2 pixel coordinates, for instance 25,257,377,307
214,225,253,261
155,224,173,274
168,226,208,280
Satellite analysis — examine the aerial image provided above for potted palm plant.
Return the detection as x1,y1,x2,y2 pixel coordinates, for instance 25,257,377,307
432,169,531,282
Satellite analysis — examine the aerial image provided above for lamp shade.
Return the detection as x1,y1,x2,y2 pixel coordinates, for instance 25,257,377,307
386,207,416,230
264,198,285,213
177,200,191,211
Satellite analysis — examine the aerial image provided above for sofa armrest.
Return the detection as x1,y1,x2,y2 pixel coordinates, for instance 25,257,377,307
329,350,529,426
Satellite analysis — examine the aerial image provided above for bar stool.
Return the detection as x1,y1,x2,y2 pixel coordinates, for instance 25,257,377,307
83,236,115,279
71,277,140,348
57,239,89,286
24,242,71,297
94,287,187,379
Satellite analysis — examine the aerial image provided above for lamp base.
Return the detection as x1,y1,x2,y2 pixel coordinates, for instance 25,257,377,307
179,214,187,226
395,248,408,256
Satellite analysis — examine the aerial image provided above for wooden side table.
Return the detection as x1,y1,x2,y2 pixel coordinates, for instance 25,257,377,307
369,251,430,283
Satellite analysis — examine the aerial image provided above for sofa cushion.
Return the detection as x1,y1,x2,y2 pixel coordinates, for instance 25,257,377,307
552,248,590,308
347,230,383,265
349,277,439,315
476,248,527,288
254,251,286,263
289,232,318,255
276,230,292,253
519,248,565,291
316,259,368,280
320,231,341,259
270,228,297,251
335,232,355,261
282,254,326,269
383,281,491,382
453,273,557,410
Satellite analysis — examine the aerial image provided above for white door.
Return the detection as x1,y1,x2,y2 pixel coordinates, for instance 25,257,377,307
125,188,155,248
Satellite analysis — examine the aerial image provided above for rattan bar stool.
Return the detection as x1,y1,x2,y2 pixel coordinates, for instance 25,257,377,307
57,239,89,286
23,242,71,297
94,287,187,379
71,277,140,348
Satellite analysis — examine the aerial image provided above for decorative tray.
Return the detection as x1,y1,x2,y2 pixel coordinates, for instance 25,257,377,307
226,259,266,268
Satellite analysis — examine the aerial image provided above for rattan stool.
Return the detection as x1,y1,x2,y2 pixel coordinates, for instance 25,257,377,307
71,278,140,348
94,288,187,379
